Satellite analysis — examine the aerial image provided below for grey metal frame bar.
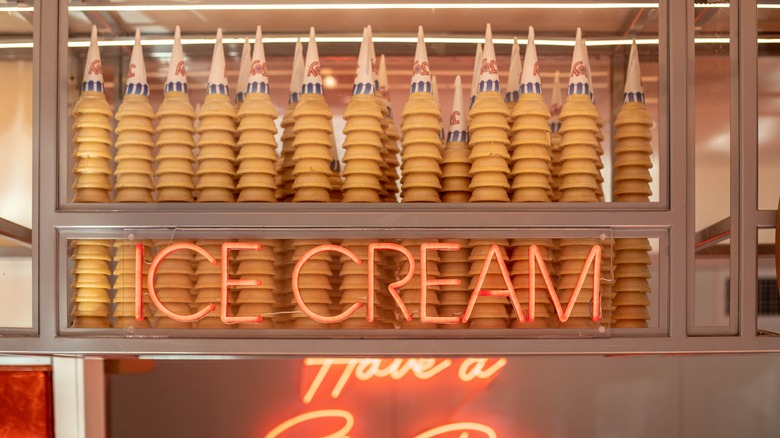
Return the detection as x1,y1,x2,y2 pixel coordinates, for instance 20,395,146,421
2,0,779,356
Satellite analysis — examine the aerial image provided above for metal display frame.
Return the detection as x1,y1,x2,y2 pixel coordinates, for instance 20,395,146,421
1,0,777,356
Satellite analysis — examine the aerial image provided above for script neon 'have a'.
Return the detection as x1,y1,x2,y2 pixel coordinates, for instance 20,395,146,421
134,241,602,325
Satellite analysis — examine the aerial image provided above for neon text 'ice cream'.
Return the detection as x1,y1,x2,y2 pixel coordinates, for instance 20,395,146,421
136,241,602,325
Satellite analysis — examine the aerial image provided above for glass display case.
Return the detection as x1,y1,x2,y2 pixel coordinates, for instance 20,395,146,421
0,0,776,356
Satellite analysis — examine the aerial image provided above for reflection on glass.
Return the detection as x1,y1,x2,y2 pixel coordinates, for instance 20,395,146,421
694,2,732,330
0,6,33,329
758,0,780,210
757,229,780,335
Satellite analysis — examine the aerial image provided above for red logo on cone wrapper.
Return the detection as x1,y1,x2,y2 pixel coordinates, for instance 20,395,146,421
480,58,497,75
251,60,267,76
412,60,430,76
571,60,587,78
533,61,540,77
450,111,461,126
127,63,136,78
88,59,102,76
174,61,186,77
307,61,320,77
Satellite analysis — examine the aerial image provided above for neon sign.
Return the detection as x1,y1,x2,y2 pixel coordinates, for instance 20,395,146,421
135,241,602,326
301,357,506,404
266,410,497,438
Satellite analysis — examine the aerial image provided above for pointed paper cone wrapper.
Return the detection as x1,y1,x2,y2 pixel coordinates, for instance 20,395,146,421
81,26,105,93
442,163,471,178
566,28,591,93
520,26,544,96
469,128,511,147
615,165,652,181
615,137,653,154
196,159,235,176
467,186,508,202
237,130,278,148
300,28,325,95
623,40,644,102
401,187,440,202
237,158,276,175
470,156,512,175
205,29,230,96
615,151,653,167
163,26,188,93
469,143,511,161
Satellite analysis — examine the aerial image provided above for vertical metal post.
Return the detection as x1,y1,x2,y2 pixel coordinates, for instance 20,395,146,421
737,0,759,337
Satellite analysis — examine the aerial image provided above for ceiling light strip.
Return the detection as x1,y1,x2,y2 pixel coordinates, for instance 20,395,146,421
69,3,658,12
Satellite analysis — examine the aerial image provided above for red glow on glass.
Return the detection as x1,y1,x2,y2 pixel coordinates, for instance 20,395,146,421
368,243,414,322
420,243,461,324
147,243,216,322
462,244,525,323
221,242,264,324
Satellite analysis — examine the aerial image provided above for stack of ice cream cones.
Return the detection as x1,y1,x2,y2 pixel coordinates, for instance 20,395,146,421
399,26,443,203
398,239,443,329
114,30,155,203
377,55,401,200
72,26,113,203
466,239,511,329
288,239,334,329
341,29,385,203
155,26,197,202
508,239,554,328
508,27,552,203
336,240,379,329
549,71,564,202
557,29,604,203
556,238,600,328
440,76,471,202
236,27,279,202
150,239,195,329
192,239,235,328
612,42,653,328
234,239,278,328
276,40,304,201
70,239,112,328
505,37,522,113
195,29,237,202
291,29,336,202
111,239,152,328
468,25,511,203
234,39,251,109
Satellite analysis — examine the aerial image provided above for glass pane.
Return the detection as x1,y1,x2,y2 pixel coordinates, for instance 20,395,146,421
694,1,732,330
61,230,664,336
758,0,780,211
0,5,33,330
757,228,779,335
65,1,662,205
